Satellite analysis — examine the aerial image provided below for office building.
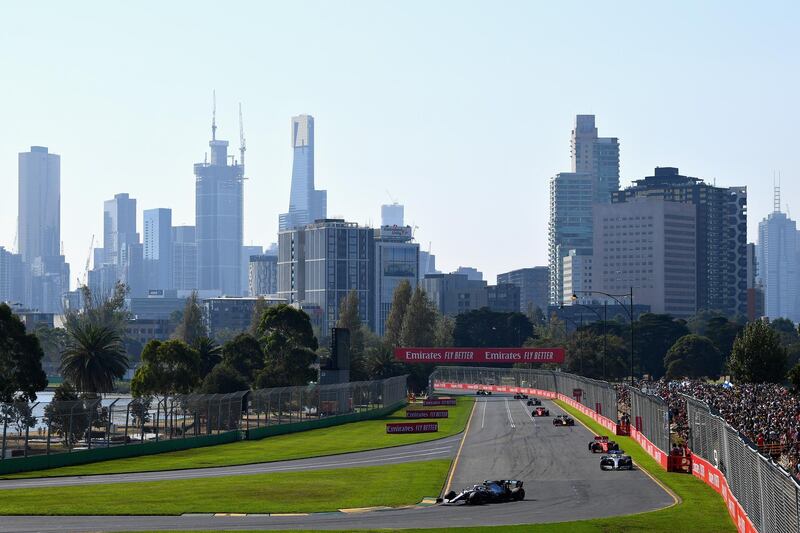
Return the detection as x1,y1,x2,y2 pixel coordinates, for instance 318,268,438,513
87,263,118,301
487,283,520,313
241,245,262,296
612,167,747,316
454,266,483,282
103,193,138,266
594,196,697,317
571,115,620,204
172,225,197,291
18,147,60,265
248,254,278,296
548,171,594,305
278,219,374,334
195,111,244,295
562,250,593,306
127,289,187,321
374,225,419,336
204,296,285,338
421,273,487,317
0,247,25,304
419,250,438,279
497,266,549,314
381,203,404,227
757,194,799,321
279,115,327,231
143,208,173,291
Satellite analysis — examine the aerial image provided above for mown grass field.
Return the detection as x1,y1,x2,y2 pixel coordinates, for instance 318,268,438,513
149,398,736,533
0,459,450,515
3,396,473,479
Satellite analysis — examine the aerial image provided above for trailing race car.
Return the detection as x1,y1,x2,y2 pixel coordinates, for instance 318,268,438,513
442,480,525,505
476,389,492,396
531,406,550,417
513,393,529,400
600,450,633,470
527,398,542,406
553,415,575,426
589,435,620,453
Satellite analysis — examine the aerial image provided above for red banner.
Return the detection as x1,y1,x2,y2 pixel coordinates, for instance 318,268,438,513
423,398,457,406
386,422,439,434
406,409,449,419
394,347,565,364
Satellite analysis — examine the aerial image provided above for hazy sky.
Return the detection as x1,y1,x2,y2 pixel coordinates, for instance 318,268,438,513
1,1,798,286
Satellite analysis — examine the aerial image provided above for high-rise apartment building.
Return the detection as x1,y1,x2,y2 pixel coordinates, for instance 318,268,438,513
171,225,197,291
594,197,697,317
612,167,747,317
562,250,594,306
143,208,173,291
195,115,244,296
18,147,60,264
241,246,262,296
548,172,594,305
571,115,620,203
248,254,278,296
381,203,404,227
374,226,419,336
757,197,798,321
497,267,549,314
279,115,327,231
278,219,374,334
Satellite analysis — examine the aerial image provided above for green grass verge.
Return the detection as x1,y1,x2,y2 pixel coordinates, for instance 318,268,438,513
146,398,736,533
3,396,472,479
0,459,450,515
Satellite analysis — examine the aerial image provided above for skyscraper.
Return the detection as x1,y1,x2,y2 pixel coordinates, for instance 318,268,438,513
757,190,798,321
570,115,620,203
143,208,173,290
171,225,197,291
374,225,419,336
195,110,244,295
612,167,748,317
18,146,69,312
103,193,138,266
18,146,60,264
279,115,327,231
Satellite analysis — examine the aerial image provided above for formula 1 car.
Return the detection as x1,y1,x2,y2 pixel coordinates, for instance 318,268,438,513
589,435,620,453
600,450,633,470
513,393,529,400
553,415,575,426
442,480,525,505
531,406,550,417
476,389,492,396
527,398,542,406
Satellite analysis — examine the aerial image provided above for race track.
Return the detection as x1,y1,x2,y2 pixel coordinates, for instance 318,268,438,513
0,394,675,532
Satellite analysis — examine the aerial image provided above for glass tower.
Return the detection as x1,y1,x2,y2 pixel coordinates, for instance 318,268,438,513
279,115,327,231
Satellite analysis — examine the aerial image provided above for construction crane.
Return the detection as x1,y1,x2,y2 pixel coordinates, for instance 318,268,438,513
239,102,246,171
80,234,94,287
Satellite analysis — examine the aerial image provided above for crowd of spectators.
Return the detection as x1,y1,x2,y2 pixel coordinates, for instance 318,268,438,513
617,379,800,481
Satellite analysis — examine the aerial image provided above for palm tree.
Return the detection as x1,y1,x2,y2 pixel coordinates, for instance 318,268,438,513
194,336,222,375
61,321,129,395
366,345,401,379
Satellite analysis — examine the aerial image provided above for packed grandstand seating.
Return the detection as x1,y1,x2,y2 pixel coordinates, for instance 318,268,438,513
616,380,800,481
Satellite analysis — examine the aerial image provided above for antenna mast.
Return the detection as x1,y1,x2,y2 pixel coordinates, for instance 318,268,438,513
774,172,781,213
212,90,217,141
239,102,246,170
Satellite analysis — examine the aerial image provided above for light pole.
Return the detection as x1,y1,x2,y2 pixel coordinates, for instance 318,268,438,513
572,288,635,385
570,297,608,381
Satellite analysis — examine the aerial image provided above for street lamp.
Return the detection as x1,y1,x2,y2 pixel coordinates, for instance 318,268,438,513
570,297,608,381
571,287,635,385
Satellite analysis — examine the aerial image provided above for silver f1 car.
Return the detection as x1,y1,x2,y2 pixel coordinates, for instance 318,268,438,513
552,415,575,426
527,398,542,406
441,480,525,505
600,450,633,470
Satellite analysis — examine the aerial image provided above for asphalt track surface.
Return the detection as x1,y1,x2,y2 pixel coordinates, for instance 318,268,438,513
0,394,674,532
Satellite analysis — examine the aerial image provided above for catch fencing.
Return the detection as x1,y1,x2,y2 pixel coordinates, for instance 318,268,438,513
429,366,617,422
684,395,799,533
0,375,407,463
627,384,670,455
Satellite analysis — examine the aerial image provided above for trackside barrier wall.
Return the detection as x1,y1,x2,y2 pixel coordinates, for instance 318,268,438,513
685,395,795,533
0,375,408,476
431,367,758,532
627,385,670,459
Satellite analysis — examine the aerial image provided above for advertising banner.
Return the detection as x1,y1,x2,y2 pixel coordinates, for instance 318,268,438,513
406,409,449,419
394,347,565,364
423,398,457,406
386,422,439,434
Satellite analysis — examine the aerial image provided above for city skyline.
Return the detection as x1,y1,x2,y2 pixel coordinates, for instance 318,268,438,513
1,2,798,286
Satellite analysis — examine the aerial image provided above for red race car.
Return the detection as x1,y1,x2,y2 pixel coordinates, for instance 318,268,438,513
589,435,620,453
531,406,550,417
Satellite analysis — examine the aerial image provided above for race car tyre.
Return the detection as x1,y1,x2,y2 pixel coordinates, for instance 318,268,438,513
467,492,482,505
444,491,456,501
511,488,525,501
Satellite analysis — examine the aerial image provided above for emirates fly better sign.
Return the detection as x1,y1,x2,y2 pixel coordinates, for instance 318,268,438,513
393,347,565,364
